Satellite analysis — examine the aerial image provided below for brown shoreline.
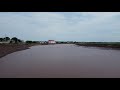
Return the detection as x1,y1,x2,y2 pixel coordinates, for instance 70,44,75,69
76,44,120,50
0,44,41,58
1,43,120,59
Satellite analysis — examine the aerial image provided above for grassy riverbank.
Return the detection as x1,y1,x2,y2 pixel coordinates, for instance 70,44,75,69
76,42,120,49
0,43,41,58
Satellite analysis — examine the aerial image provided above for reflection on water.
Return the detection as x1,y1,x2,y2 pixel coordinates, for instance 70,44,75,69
0,44,120,78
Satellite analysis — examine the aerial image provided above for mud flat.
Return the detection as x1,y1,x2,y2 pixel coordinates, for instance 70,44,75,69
76,42,120,50
0,44,41,58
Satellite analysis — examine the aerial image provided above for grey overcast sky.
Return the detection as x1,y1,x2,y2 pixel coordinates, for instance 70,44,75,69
0,12,120,41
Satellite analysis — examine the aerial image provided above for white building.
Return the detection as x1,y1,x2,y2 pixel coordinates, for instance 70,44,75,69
48,40,56,44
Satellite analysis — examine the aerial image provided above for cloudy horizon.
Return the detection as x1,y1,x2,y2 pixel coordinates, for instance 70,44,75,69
0,12,120,42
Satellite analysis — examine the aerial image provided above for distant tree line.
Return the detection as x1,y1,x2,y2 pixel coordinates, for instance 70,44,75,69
0,37,10,42
0,37,23,44
0,36,80,45
56,41,78,44
25,40,40,44
0,36,42,44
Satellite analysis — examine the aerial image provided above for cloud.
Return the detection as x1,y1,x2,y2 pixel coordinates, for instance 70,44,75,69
0,12,120,41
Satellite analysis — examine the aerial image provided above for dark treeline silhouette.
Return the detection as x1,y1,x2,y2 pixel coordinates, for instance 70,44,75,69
56,41,78,44
26,40,40,44
0,37,10,42
0,36,23,44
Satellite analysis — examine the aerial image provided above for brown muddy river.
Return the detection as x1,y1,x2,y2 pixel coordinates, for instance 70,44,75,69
0,44,120,78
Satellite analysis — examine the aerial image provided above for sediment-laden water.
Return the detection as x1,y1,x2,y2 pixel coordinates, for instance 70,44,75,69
0,44,120,78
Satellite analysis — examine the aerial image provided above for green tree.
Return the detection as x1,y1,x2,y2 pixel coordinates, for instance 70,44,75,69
17,39,22,43
11,37,18,43
0,38,3,42
4,37,10,41
26,40,33,44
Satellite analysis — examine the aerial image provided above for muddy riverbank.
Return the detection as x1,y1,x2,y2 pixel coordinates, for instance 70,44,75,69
1,42,120,59
76,43,120,50
0,44,41,58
